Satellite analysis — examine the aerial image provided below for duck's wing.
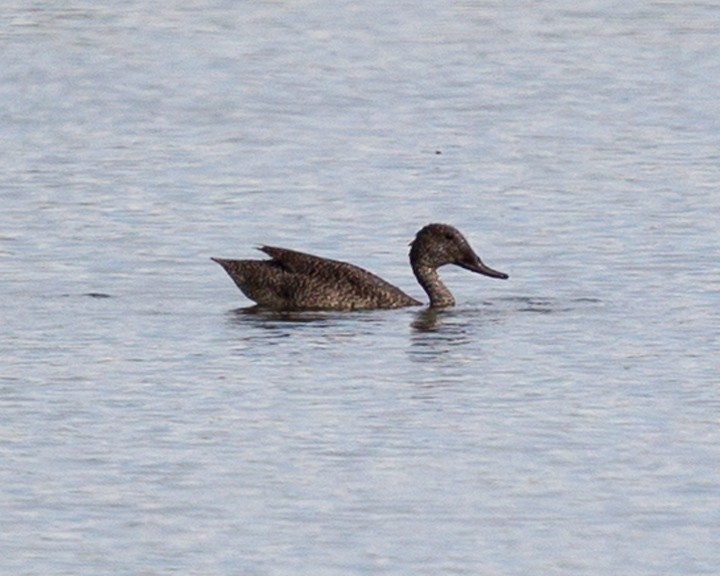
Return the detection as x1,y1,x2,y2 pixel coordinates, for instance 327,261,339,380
259,246,420,309
260,246,376,282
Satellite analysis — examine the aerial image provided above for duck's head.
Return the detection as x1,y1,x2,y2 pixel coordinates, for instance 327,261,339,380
409,223,508,279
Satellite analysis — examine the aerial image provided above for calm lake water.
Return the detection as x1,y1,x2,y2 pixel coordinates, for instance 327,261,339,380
2,1,719,574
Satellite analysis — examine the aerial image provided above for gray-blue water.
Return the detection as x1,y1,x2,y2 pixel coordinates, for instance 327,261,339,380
2,1,719,574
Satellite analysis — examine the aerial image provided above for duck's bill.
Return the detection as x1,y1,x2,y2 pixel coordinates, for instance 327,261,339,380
459,256,509,279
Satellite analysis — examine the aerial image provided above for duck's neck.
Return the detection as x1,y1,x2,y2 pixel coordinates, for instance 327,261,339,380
412,265,455,308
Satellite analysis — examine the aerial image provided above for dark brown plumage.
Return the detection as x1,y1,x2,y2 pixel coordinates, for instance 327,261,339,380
212,223,508,310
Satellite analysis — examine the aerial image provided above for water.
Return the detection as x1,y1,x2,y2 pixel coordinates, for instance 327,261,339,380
2,1,719,574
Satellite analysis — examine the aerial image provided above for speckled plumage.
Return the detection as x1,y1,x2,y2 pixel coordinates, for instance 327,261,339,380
212,223,508,310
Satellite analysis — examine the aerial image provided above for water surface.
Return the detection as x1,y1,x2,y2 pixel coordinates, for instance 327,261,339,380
2,1,719,574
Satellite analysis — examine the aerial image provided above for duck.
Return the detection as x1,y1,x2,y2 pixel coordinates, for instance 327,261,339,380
211,223,508,310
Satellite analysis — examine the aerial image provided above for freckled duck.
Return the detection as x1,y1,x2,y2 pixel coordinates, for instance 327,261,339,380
211,223,508,310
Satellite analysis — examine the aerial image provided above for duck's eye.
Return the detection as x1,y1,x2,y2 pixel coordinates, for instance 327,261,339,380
444,232,454,241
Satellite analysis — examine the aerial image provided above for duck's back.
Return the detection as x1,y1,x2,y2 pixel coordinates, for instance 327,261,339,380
213,246,421,310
